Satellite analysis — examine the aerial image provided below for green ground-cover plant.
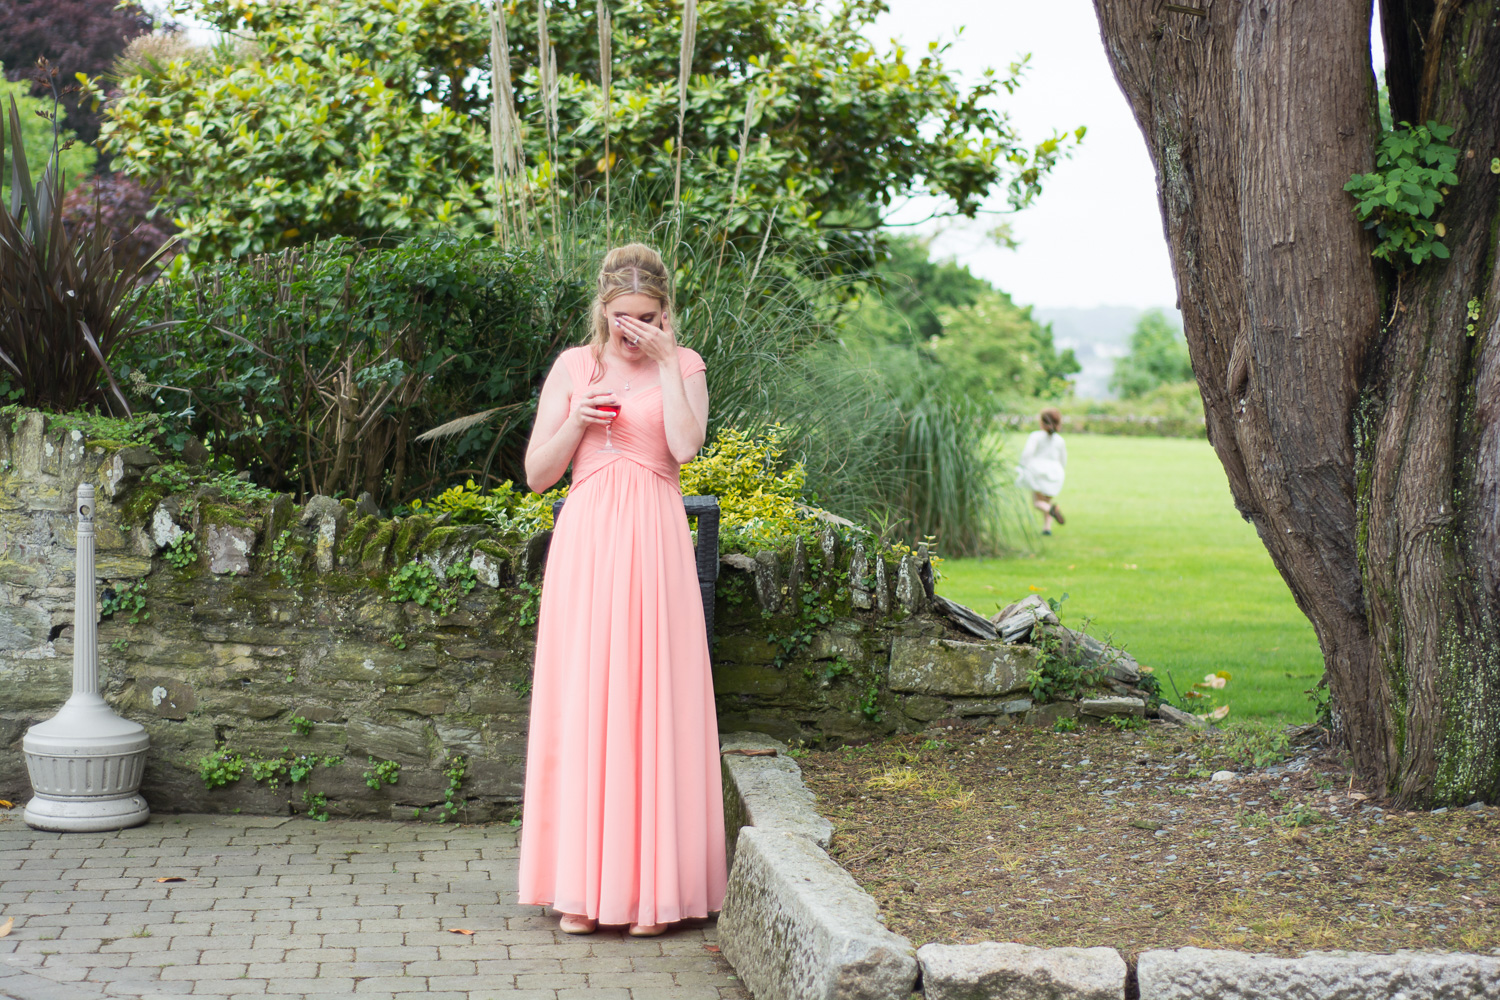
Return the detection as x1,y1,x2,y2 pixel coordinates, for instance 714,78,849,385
938,435,1321,721
197,747,243,789
406,478,565,536
99,579,149,624
363,757,400,790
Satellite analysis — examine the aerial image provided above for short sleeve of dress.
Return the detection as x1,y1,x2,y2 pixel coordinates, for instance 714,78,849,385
559,345,593,386
677,347,707,380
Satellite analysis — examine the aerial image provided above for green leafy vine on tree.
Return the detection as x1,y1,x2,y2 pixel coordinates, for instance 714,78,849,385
1345,120,1459,268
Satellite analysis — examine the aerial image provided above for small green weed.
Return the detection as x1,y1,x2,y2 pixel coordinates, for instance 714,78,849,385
420,752,468,824
268,528,300,578
198,747,244,790
363,757,401,791
100,579,149,624
301,790,329,822
162,532,198,570
290,716,314,736
1053,717,1079,733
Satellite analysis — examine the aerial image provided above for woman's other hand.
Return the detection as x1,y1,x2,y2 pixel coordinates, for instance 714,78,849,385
615,311,678,365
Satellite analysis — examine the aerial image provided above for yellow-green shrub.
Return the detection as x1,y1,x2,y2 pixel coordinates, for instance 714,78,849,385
408,479,567,536
681,426,829,552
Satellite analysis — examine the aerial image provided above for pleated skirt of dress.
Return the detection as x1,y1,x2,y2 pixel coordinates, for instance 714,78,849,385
517,458,727,925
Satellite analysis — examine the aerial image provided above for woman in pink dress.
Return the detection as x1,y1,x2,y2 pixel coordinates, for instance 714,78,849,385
517,243,727,937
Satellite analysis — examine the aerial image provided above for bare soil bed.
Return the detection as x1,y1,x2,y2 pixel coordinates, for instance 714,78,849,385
797,724,1500,960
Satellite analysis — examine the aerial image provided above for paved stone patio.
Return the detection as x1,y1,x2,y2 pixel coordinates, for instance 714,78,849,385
0,813,748,1000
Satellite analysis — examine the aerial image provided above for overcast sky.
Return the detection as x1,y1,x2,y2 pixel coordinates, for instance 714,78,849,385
866,0,1178,311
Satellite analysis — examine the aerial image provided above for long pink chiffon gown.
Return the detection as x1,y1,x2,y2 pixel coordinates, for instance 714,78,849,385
517,344,727,926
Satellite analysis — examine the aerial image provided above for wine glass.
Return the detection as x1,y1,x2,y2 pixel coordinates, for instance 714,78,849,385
597,400,622,453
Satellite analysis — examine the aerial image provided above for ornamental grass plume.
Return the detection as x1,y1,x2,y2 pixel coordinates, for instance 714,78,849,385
671,0,698,248
714,89,756,280
489,1,532,245
596,0,613,241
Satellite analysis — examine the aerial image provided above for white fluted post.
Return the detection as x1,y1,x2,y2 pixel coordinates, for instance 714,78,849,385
23,483,151,831
73,484,99,697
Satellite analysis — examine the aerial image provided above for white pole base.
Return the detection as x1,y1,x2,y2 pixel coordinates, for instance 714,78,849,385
23,792,151,833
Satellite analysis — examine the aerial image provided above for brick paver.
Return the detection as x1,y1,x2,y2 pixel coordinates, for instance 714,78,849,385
0,815,748,1000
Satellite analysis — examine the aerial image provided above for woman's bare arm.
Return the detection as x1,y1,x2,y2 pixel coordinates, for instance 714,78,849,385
525,357,616,493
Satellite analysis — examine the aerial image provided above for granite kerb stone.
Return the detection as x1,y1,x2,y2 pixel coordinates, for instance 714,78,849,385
1136,946,1500,1000
918,941,1126,1000
718,730,917,1000
719,826,919,1000
719,731,831,874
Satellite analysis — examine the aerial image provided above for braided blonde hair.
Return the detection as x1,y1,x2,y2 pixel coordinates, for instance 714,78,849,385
587,243,674,384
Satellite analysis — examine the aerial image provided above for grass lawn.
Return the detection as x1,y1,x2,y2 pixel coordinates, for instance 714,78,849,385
937,434,1322,723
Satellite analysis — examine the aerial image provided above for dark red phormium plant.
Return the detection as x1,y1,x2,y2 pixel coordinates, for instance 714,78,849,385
0,97,173,414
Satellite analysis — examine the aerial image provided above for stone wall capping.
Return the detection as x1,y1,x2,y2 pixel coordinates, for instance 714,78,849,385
1136,946,1500,1000
917,941,1126,1000
1078,696,1146,719
931,594,1001,640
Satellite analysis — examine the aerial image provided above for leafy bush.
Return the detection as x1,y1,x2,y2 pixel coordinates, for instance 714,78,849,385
118,236,567,505
99,0,488,258
680,426,823,552
100,0,1075,261
1040,381,1206,439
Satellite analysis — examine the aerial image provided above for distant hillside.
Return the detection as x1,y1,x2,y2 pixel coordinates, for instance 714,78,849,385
1033,305,1183,399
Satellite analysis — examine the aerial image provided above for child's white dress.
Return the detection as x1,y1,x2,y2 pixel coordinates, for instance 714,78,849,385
1017,430,1067,496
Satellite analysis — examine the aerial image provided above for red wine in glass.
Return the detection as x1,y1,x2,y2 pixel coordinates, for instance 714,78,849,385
597,402,622,453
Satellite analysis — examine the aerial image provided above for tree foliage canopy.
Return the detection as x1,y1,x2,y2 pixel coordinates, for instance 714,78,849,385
1109,308,1192,399
848,236,1078,402
97,0,1079,260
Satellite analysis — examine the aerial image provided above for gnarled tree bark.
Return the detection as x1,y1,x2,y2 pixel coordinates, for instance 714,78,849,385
1091,0,1500,805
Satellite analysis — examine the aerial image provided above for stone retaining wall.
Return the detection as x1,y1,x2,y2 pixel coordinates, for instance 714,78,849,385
1,412,1064,820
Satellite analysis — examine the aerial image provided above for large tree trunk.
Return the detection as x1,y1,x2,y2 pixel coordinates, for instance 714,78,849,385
1091,0,1500,806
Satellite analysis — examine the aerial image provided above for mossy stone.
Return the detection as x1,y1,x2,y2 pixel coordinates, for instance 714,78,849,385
361,520,399,575
198,502,255,531
418,525,462,557
392,515,433,566
341,515,381,561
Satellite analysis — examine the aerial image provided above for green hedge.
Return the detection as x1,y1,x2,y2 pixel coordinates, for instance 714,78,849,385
118,237,574,504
